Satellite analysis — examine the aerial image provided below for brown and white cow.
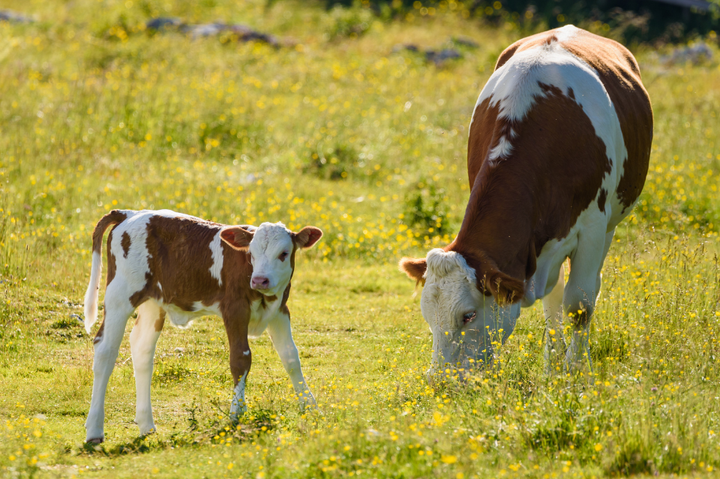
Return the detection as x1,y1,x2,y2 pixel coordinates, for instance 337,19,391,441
400,26,653,376
83,209,322,443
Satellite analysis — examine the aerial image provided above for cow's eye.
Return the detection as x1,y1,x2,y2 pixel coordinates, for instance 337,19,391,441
463,311,476,324
279,251,288,262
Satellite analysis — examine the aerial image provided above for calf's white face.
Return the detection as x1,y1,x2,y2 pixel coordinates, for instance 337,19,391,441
247,223,296,296
221,222,323,297
415,249,521,375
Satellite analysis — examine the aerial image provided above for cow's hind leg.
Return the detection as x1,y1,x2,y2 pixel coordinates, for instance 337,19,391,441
564,229,612,376
85,280,135,443
130,300,165,436
543,263,567,374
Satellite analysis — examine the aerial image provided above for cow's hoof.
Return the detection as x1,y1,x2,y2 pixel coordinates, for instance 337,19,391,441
86,437,104,445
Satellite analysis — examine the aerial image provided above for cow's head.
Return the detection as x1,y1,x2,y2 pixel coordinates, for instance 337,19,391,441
221,222,323,296
399,248,524,376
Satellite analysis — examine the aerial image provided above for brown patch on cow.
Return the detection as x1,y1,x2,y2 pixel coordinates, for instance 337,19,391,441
598,188,608,213
121,232,131,258
398,257,428,286
453,75,613,295
495,27,652,212
467,97,501,189
154,310,166,332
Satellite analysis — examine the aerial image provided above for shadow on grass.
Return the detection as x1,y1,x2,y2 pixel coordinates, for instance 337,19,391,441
75,407,279,457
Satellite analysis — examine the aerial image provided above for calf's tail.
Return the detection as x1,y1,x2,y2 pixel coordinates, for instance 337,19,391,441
84,210,128,334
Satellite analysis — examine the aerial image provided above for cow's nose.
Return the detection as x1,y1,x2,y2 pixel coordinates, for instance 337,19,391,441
251,276,270,290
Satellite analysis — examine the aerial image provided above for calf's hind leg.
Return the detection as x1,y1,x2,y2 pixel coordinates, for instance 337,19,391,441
130,300,165,436
85,280,136,443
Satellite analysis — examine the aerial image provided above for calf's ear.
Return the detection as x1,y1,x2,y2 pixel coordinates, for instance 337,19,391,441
399,257,427,285
220,226,255,250
484,269,525,305
294,226,323,249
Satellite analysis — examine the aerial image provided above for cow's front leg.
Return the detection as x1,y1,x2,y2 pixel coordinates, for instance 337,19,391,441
542,264,567,374
267,311,316,409
222,303,252,422
563,230,610,377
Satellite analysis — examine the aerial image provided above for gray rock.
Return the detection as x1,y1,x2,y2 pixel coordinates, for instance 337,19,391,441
0,10,35,23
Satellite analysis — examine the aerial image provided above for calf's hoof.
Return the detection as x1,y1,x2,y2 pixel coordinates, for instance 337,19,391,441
86,437,104,445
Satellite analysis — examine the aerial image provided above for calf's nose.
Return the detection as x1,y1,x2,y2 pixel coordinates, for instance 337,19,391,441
251,276,270,290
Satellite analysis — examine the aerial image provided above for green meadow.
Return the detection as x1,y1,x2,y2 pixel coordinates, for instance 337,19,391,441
1,1,720,477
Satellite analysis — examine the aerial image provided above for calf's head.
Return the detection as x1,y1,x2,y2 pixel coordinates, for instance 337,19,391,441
400,249,524,375
221,222,323,296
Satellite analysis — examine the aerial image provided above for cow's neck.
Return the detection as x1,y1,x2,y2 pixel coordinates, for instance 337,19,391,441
448,165,535,282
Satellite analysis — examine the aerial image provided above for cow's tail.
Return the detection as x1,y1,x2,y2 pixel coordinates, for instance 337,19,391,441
84,210,128,334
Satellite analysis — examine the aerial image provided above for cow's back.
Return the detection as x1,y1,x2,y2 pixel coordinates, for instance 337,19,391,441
493,25,653,212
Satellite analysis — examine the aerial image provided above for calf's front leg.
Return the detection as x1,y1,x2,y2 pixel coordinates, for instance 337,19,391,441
222,304,252,422
267,311,316,409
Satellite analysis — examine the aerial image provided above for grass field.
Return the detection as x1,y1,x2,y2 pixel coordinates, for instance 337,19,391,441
1,1,720,477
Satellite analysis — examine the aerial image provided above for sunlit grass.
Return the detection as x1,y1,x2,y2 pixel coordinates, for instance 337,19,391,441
1,0,720,477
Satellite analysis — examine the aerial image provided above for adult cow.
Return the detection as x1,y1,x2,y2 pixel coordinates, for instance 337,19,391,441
83,209,322,443
400,25,652,376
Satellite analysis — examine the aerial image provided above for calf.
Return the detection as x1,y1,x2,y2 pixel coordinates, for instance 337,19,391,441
83,209,322,444
400,25,653,376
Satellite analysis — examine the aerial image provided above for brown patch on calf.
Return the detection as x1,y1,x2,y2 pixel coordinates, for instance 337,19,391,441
154,310,166,332
121,232,131,258
93,320,105,345
92,210,128,254
106,231,118,286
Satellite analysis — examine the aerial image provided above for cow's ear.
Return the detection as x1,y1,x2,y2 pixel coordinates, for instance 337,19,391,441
485,269,524,305
294,226,323,249
220,226,254,250
399,257,427,286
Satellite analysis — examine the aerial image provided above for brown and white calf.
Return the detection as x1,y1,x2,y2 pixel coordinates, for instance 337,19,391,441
400,26,653,375
83,209,322,443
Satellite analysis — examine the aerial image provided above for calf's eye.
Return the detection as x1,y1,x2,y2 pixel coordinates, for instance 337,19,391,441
463,311,476,324
279,251,288,262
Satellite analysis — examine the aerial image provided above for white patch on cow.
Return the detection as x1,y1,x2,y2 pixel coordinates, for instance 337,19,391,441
243,350,250,356
247,222,295,297
208,230,224,286
488,135,514,162
157,282,162,292
555,24,579,43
